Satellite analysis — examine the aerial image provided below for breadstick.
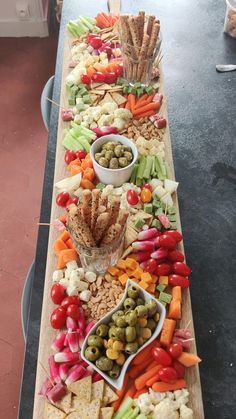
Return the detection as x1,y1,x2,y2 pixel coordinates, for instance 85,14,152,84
138,10,145,39
147,15,155,36
91,189,101,231
81,189,92,228
117,210,129,231
67,205,85,246
108,197,120,227
120,15,132,45
147,22,160,57
99,192,108,209
77,206,96,247
137,33,150,80
98,205,106,214
101,223,121,245
94,212,109,243
128,17,141,57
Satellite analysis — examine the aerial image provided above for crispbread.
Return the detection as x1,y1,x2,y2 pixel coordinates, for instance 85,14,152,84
100,407,114,419
67,376,92,402
103,384,119,403
91,379,105,401
53,391,72,413
43,402,67,419
70,398,101,419
111,92,127,105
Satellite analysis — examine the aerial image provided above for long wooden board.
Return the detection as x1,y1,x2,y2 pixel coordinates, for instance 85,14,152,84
32,20,204,419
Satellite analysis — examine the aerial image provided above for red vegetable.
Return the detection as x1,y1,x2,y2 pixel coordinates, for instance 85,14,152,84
51,284,66,305
115,64,124,76
89,36,103,49
140,258,157,274
66,197,79,211
86,33,98,42
65,150,77,165
56,192,70,207
81,74,91,85
105,72,117,84
168,250,185,263
156,263,171,276
154,117,167,129
51,307,67,329
66,304,80,320
151,347,172,366
61,296,80,310
76,150,87,160
167,343,183,359
61,109,73,121
141,183,152,192
99,45,112,58
169,274,190,288
91,72,106,83
172,360,186,379
173,262,191,276
165,230,183,243
126,189,139,206
159,234,176,250
159,367,178,383
92,126,118,137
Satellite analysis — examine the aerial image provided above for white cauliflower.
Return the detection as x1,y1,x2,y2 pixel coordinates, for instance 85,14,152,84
74,114,83,124
179,404,193,419
148,389,166,405
153,399,179,419
90,121,98,129
101,102,118,113
174,389,189,409
136,393,154,416
64,269,71,279
114,108,132,120
52,270,64,282
112,117,126,131
97,114,114,127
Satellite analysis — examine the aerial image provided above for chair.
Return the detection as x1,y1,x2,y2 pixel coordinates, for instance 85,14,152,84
40,75,55,130
21,261,35,341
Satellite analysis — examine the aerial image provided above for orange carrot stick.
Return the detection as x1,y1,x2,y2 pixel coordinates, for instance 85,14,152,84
152,379,187,392
135,110,156,119
116,373,129,398
135,365,161,390
134,94,155,110
123,383,136,401
128,93,136,112
135,93,148,107
146,372,161,387
133,340,159,365
133,388,148,399
133,102,161,116
146,360,158,371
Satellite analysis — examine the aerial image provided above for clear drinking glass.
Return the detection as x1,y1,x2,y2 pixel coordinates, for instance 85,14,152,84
224,0,236,37
122,34,162,86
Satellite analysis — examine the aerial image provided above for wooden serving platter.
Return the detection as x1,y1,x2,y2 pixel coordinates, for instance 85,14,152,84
32,16,204,419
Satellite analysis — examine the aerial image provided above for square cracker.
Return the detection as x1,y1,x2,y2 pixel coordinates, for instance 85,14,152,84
53,391,72,413
43,402,67,419
68,376,92,402
91,380,104,401
100,407,114,419
103,384,118,403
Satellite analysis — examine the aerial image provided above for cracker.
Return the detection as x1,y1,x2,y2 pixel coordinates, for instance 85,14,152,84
91,379,105,400
43,402,67,419
103,384,119,403
68,376,92,402
71,398,101,419
100,407,114,419
53,391,72,413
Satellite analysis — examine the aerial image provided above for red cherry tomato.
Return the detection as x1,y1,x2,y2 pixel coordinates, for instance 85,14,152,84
91,72,106,83
64,150,77,165
81,74,91,85
105,72,117,84
51,284,66,305
66,304,80,320
141,258,157,274
126,189,139,206
169,274,190,288
156,263,171,276
115,64,124,76
86,33,98,42
140,188,152,203
167,343,183,359
76,150,87,160
99,45,112,58
90,36,103,49
173,262,191,276
151,347,172,366
66,197,79,211
172,360,186,378
159,367,178,383
141,183,152,192
168,250,185,263
56,192,70,207
50,307,67,329
165,230,183,243
159,234,176,250
61,296,80,310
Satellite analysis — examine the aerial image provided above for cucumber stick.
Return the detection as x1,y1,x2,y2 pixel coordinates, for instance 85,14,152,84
136,156,146,186
113,397,134,419
143,156,153,180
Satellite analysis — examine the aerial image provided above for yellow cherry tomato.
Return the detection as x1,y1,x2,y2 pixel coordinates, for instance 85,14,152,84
140,188,152,203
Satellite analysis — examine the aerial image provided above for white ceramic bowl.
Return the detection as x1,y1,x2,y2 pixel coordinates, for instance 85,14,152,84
90,134,138,187
81,279,166,390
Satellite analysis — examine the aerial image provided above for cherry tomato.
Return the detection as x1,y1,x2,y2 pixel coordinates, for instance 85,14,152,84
159,367,178,383
151,347,172,366
51,283,66,305
76,150,87,160
159,234,176,250
86,33,98,42
56,192,70,207
140,188,152,203
66,304,80,320
165,230,183,243
50,307,67,329
66,197,79,211
89,36,103,49
91,72,106,83
141,183,152,192
141,258,157,274
99,45,112,58
156,263,171,276
115,64,124,76
126,189,139,205
173,262,191,276
172,360,186,378
64,150,77,165
61,296,80,310
168,250,185,263
105,72,117,84
167,343,183,359
169,274,190,288
81,74,91,85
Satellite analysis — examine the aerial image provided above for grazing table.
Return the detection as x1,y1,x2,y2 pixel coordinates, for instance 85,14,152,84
18,1,236,418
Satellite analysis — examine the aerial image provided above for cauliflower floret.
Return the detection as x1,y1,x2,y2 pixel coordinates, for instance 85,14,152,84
136,393,154,416
112,117,126,131
64,269,71,279
102,185,114,195
77,42,87,51
90,121,98,129
74,114,83,124
174,389,189,409
91,108,102,121
83,114,94,124
153,399,179,419
148,389,166,405
179,404,193,419
87,45,94,53
166,391,175,400
81,121,89,128
101,102,118,113
52,270,64,282
85,271,97,283
114,108,132,120
97,114,114,127
59,277,70,288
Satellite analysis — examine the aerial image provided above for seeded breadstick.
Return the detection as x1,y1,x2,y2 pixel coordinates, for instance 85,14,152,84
77,206,96,247
128,17,141,56
147,15,155,36
138,10,145,39
117,209,129,231
98,205,106,215
67,205,85,246
99,192,108,209
120,15,132,45
101,223,122,245
94,212,110,243
81,189,92,228
91,189,101,231
108,197,120,227
137,33,150,80
148,22,160,57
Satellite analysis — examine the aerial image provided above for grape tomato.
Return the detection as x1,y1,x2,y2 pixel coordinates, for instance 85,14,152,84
156,263,171,276
126,189,139,206
76,150,87,160
140,188,152,203
51,284,66,305
168,250,185,263
151,347,172,366
64,150,77,165
104,72,117,84
165,230,183,243
56,192,70,207
89,36,103,49
159,234,176,250
61,296,80,310
158,367,178,383
66,304,80,320
172,360,186,378
167,343,183,359
173,262,191,276
91,72,106,83
50,307,67,329
169,274,190,288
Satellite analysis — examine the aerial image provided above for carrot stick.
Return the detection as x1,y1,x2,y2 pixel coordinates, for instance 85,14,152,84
134,93,148,108
129,357,152,378
125,100,131,110
152,379,187,392
133,388,148,399
145,360,158,371
135,110,156,119
123,383,136,400
146,372,161,387
134,94,155,110
116,373,129,398
135,365,161,390
133,102,161,116
128,93,136,113
133,340,159,365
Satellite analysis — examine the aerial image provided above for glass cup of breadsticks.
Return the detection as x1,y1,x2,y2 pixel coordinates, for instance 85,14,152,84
67,189,129,274
118,12,162,85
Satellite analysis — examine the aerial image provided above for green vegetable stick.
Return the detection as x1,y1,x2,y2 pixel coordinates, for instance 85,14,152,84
125,407,140,419
143,156,153,180
136,414,148,419
155,156,161,179
136,156,146,185
113,397,134,419
130,163,138,184
76,135,90,152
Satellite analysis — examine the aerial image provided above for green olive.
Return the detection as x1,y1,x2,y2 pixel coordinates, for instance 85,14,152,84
100,149,107,157
85,346,101,361
125,342,139,355
109,321,115,328
127,285,139,300
95,152,102,162
109,157,119,169
123,151,133,161
118,157,128,167
147,319,157,331
125,326,136,342
125,311,137,326
136,297,145,306
98,157,109,168
96,324,109,338
112,310,124,323
105,150,115,160
145,300,158,317
135,305,148,318
115,315,127,327
109,326,125,340
123,145,132,152
135,324,141,336
87,335,104,348
114,145,123,157
108,364,121,379
124,298,136,311
96,356,113,372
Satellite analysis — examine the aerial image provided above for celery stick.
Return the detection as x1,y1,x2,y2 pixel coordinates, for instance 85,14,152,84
143,156,153,180
125,407,140,419
79,16,94,30
157,154,167,179
130,163,138,184
113,397,134,419
136,156,146,185
136,414,148,419
78,126,96,141
76,135,90,152
122,408,134,419
155,156,162,179
63,133,83,151
151,157,156,176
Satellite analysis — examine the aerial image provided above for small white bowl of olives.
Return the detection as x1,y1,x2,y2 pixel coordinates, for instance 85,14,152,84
90,135,138,187
81,279,166,390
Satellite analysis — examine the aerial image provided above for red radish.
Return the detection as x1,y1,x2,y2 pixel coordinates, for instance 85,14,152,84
137,228,159,241
168,250,185,263
132,251,152,262
92,372,103,382
140,258,157,273
151,249,168,260
153,93,163,103
66,316,78,331
67,331,79,353
78,308,86,332
51,331,66,352
85,321,95,335
38,377,53,396
76,150,87,160
65,365,86,386
154,117,167,129
48,355,61,384
59,363,70,382
47,383,67,403
158,214,171,229
56,192,70,207
79,336,85,349
61,110,73,122
89,36,103,49
132,240,155,252
99,45,112,57
54,351,81,364
92,126,118,137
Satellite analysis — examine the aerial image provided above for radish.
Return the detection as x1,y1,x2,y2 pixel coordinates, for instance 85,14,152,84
137,228,159,241
38,377,53,396
59,363,70,382
48,355,61,384
158,214,171,229
92,372,103,383
65,364,86,385
92,126,118,137
151,249,168,260
132,251,151,262
47,382,67,403
66,316,78,331
67,331,80,353
132,240,155,252
85,321,95,336
51,332,66,352
54,351,81,363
